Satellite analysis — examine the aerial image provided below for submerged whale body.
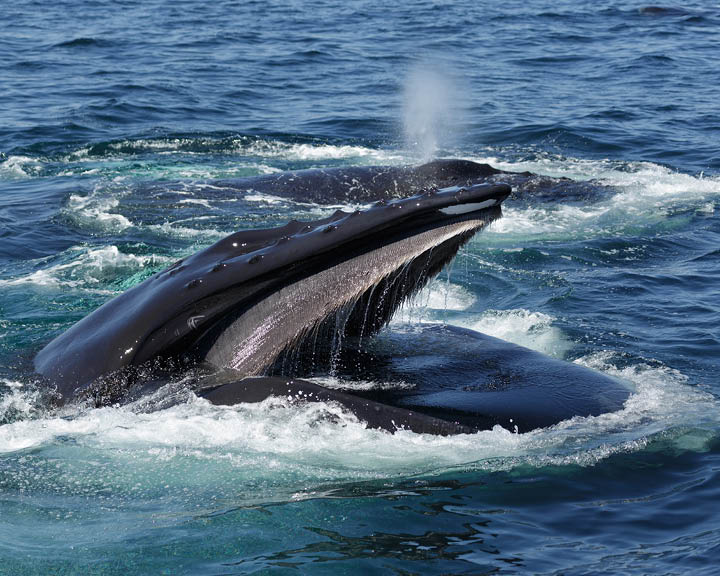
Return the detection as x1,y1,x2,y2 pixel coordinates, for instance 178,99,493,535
208,158,614,206
217,158,504,204
35,161,630,434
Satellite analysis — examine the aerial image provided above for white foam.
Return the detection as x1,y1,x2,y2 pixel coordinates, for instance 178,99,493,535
395,302,569,359
0,334,716,498
0,245,171,291
65,192,132,231
697,201,715,215
308,376,414,392
0,381,39,424
455,308,571,358
87,136,402,165
5,137,381,182
413,280,475,311
487,203,611,238
0,155,43,179
468,153,720,240
146,221,229,241
391,280,476,325
555,352,718,449
57,167,100,176
0,358,715,480
238,140,402,163
0,268,79,289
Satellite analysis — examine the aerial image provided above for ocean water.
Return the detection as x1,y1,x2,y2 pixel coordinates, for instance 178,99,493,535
1,0,719,574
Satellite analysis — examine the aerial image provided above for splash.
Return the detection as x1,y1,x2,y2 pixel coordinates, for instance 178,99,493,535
0,137,404,183
0,155,43,179
468,153,720,241
0,245,172,293
65,190,133,231
458,308,572,358
0,354,715,481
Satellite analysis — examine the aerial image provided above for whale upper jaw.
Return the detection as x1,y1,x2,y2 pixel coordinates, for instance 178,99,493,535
35,182,510,402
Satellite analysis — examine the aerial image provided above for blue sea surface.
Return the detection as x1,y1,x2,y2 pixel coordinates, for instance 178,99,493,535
1,1,720,574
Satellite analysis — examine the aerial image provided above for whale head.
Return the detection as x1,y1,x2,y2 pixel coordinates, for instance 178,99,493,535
35,182,510,403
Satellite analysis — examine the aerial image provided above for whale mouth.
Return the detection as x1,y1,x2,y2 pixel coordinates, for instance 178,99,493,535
192,183,510,377
35,181,510,401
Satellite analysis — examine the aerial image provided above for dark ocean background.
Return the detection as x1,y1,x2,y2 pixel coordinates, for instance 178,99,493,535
1,1,719,574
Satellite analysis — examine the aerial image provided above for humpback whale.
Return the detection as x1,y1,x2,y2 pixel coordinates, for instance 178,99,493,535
35,161,630,434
